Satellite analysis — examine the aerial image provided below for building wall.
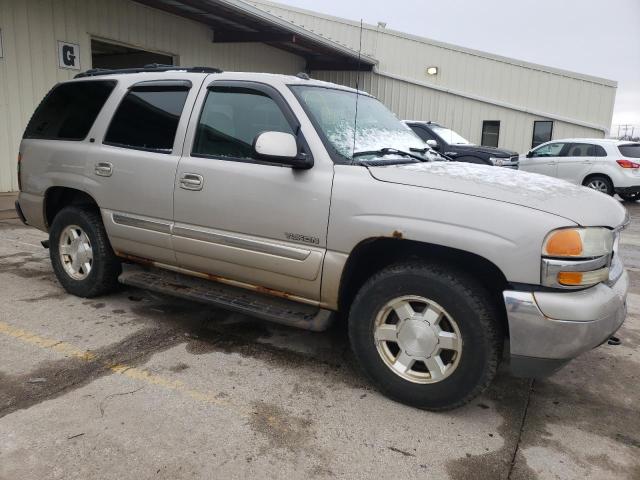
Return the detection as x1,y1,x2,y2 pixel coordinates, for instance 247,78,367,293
249,0,615,149
312,70,603,154
0,0,305,192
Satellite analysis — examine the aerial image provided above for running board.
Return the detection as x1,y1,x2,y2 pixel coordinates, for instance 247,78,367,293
118,265,333,332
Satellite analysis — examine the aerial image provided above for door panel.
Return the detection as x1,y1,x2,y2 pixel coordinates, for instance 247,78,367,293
86,75,204,264
519,142,566,178
556,143,595,184
173,81,333,300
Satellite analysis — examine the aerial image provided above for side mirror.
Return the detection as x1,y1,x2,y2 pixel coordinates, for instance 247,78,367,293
426,139,440,151
253,131,313,169
526,150,533,158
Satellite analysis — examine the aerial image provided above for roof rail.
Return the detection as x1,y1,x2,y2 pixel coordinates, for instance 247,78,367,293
74,64,223,78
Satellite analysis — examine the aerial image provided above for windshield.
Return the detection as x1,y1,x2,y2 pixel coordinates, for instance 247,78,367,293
430,126,472,145
290,85,429,162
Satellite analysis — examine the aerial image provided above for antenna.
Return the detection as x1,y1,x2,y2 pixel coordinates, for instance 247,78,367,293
351,19,364,162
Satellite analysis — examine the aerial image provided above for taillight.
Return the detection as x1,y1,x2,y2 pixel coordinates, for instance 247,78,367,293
17,153,22,190
616,159,640,169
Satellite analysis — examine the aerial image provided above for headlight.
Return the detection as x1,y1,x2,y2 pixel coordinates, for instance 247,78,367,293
543,227,614,258
489,157,505,166
541,227,615,288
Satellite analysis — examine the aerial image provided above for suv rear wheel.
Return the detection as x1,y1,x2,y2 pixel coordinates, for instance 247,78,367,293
583,175,614,196
348,262,501,410
49,206,121,297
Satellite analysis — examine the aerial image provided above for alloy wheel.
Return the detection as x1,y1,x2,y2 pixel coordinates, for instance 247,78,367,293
373,295,462,384
59,225,93,280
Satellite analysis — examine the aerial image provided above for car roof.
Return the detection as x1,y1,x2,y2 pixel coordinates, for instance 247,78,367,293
536,138,637,146
67,69,362,94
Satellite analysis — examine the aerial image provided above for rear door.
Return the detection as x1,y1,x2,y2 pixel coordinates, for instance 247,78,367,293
88,75,203,264
519,142,567,178
556,143,600,184
172,80,333,301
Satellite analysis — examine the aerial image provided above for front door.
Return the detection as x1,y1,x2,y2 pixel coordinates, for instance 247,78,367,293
172,80,333,302
556,143,597,184
519,142,567,178
88,75,203,264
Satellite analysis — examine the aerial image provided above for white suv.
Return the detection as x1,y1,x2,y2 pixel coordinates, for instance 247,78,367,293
519,139,640,201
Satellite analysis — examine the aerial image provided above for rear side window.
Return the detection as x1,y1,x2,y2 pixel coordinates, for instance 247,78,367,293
24,81,115,140
619,144,640,158
104,83,190,153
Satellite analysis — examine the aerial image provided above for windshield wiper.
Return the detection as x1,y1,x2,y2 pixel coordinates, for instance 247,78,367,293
352,147,427,162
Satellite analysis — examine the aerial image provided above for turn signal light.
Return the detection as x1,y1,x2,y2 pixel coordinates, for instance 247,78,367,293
544,229,582,257
557,268,609,287
617,159,640,169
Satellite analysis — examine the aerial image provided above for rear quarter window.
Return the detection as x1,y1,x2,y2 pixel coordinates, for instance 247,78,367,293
24,80,116,140
619,144,640,158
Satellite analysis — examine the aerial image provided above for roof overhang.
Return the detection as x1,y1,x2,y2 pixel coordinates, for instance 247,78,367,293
134,0,376,70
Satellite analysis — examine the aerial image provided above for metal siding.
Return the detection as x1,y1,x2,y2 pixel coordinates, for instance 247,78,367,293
312,70,604,154
249,0,616,131
0,0,305,192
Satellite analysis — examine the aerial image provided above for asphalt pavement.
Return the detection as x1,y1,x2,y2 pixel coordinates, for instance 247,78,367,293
0,200,639,479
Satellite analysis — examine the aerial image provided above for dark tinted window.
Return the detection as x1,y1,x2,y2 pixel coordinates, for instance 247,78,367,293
532,121,553,147
411,125,438,142
24,81,115,140
566,143,594,157
619,144,640,158
481,120,500,147
104,85,189,153
193,87,293,160
594,145,607,157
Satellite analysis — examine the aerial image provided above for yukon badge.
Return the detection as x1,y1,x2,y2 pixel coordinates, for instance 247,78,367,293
285,232,320,245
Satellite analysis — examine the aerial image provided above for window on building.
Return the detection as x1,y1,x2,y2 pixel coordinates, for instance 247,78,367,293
532,121,553,148
481,121,500,147
104,84,190,153
193,86,294,161
24,81,116,140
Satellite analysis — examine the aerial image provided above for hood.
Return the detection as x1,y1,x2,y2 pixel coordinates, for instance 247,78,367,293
368,162,627,227
453,144,518,157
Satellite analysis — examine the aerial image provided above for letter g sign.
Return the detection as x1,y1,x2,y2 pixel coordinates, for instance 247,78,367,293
57,41,80,70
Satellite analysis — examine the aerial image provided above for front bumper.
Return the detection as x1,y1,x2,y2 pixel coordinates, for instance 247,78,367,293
503,269,628,378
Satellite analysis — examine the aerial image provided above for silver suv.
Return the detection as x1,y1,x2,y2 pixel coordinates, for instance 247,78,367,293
16,66,629,410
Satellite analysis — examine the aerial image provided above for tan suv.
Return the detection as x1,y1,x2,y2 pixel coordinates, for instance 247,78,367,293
16,66,629,410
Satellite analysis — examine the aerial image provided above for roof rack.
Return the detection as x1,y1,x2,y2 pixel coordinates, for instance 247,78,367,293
75,64,223,78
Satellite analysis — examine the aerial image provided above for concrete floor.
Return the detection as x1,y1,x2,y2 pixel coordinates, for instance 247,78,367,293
0,202,639,479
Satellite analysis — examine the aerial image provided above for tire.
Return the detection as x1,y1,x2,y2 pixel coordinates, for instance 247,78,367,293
348,262,501,411
49,206,121,298
619,192,640,202
583,175,614,196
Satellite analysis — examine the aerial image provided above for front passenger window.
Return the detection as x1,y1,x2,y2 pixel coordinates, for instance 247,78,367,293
193,86,294,161
532,143,565,158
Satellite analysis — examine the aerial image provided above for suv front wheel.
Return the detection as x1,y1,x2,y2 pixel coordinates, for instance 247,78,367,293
348,262,501,410
49,206,122,297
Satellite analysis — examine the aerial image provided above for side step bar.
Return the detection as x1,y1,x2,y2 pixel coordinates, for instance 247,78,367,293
118,265,334,332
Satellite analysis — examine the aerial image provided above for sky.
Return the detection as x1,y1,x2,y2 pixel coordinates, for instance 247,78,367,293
273,0,640,134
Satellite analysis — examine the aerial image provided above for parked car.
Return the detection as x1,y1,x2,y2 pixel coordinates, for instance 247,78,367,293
16,67,628,410
404,120,519,168
519,139,640,201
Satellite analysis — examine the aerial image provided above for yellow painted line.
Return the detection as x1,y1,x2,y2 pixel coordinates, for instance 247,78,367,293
0,321,255,419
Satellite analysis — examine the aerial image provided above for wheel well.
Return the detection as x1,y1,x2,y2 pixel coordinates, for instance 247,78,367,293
338,238,509,329
582,173,612,186
44,187,99,228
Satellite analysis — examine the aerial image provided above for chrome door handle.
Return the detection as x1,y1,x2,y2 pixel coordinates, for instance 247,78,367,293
179,173,204,191
94,162,113,177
